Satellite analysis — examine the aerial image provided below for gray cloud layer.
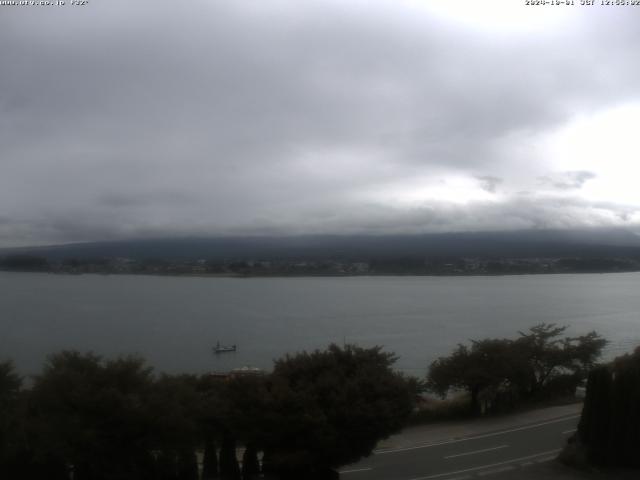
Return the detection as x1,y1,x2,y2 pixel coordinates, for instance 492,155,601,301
2,1,640,246
538,171,597,190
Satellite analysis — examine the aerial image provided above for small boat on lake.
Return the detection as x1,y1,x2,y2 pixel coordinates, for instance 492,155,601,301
213,341,237,354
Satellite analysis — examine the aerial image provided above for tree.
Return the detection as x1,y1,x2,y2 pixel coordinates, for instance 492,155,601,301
259,344,417,478
156,450,179,480
515,324,606,396
577,366,612,465
177,449,199,480
575,347,640,467
428,325,607,415
28,351,156,479
215,374,270,449
219,435,241,480
0,361,22,475
0,361,21,398
201,439,219,480
241,444,260,480
428,339,524,415
147,374,202,454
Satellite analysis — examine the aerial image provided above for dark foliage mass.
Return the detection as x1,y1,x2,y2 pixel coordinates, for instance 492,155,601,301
576,347,640,467
0,345,416,479
427,324,606,415
260,345,417,476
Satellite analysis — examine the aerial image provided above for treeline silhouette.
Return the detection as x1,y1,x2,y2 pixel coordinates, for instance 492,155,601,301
0,345,417,480
0,326,616,478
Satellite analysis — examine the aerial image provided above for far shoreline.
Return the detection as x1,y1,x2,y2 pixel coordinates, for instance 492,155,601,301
2,269,640,279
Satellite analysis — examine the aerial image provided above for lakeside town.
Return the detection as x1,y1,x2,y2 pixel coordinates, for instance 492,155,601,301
2,254,640,276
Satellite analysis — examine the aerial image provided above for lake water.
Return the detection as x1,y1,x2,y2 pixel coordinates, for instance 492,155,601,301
1,272,639,376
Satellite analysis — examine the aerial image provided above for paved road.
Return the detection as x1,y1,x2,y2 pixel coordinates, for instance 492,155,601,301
340,410,580,480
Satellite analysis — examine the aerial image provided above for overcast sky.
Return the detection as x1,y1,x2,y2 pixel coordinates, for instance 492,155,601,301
2,0,640,247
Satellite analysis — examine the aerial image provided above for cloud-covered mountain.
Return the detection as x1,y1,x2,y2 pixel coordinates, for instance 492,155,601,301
4,228,640,262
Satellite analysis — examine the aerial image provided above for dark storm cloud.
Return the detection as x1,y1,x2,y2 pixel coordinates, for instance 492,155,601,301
476,176,503,194
1,1,640,246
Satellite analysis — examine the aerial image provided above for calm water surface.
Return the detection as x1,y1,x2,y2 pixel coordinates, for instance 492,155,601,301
1,272,639,375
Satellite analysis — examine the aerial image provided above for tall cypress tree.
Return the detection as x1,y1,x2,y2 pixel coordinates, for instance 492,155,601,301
627,365,640,468
202,440,219,480
157,450,179,480
137,451,159,480
177,449,198,480
259,450,277,479
241,444,260,480
219,436,240,480
578,366,611,465
576,347,640,467
610,364,640,467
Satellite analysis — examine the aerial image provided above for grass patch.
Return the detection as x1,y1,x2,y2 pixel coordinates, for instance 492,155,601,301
407,393,472,425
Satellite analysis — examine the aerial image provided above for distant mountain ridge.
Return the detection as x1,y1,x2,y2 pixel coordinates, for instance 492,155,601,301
3,228,640,261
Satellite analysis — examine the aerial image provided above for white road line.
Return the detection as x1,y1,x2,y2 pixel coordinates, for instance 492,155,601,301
339,467,373,474
562,428,577,434
407,449,561,480
536,456,557,463
375,415,579,455
444,445,508,459
376,439,469,454
477,465,515,476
